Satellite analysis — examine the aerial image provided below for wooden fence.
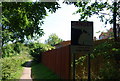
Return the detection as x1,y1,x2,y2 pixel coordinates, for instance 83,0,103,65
41,45,71,79
41,39,120,79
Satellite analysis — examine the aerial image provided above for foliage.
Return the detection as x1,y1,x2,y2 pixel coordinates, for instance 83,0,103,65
91,40,120,79
2,42,30,58
76,40,120,65
28,42,55,62
99,61,120,79
45,33,63,46
91,40,120,59
65,0,119,24
75,56,87,66
1,54,30,80
2,2,60,45
2,43,15,57
75,39,120,79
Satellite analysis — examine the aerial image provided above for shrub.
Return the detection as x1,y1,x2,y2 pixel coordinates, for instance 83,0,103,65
2,43,15,57
2,42,30,58
13,42,25,54
28,42,55,62
99,61,120,79
75,40,120,79
1,54,30,80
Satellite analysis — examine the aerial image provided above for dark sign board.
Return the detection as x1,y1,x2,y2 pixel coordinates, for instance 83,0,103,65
71,21,93,46
71,45,92,53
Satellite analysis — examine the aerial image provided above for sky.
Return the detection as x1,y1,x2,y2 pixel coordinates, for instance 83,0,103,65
36,1,112,43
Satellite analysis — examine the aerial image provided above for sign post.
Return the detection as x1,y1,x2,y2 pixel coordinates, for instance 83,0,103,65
71,21,93,81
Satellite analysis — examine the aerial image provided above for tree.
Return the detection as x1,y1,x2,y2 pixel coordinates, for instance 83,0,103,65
45,33,63,46
2,2,60,45
65,0,120,40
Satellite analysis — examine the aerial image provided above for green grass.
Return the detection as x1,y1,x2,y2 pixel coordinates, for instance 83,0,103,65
31,62,60,80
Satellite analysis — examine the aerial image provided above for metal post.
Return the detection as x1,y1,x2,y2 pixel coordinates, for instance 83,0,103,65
73,53,76,81
113,1,117,41
88,53,91,81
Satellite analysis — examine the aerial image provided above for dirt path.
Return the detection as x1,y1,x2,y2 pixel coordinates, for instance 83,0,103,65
20,60,33,81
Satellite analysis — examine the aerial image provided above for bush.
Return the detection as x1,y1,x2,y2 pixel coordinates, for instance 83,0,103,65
1,54,30,80
92,41,120,79
28,42,55,62
2,42,29,58
75,40,120,79
13,42,26,54
99,61,120,79
2,43,15,57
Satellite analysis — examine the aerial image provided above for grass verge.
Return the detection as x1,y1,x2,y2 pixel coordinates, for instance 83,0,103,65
31,61,60,80
13,66,24,79
1,54,32,80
